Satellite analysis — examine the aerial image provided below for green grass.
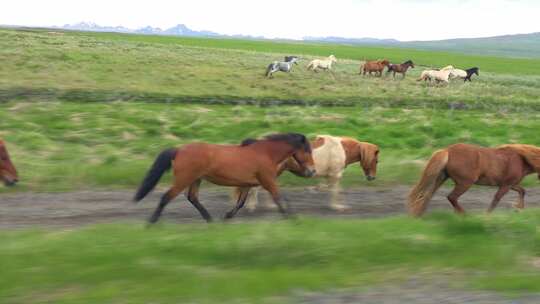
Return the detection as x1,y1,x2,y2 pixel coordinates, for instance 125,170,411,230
1,212,539,303
3,102,540,191
2,28,540,110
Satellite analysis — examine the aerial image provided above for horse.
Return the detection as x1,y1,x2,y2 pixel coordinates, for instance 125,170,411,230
307,55,337,72
134,133,316,223
417,69,453,84
361,59,390,77
0,140,18,187
236,135,379,211
386,60,415,79
449,67,479,82
265,56,299,78
408,143,540,216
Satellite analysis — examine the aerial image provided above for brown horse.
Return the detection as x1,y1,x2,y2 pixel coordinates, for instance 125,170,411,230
134,133,316,223
387,60,415,79
361,59,390,77
408,143,540,216
0,140,18,187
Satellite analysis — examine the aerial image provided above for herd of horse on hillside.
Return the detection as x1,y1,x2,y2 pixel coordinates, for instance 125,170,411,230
266,54,479,84
2,133,539,223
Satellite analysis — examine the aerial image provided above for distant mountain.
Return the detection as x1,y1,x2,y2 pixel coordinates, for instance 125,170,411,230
54,23,540,58
59,22,230,38
402,32,540,58
304,33,540,58
303,36,400,45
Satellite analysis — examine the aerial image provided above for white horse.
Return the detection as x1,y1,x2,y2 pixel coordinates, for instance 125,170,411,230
440,65,455,71
417,69,453,84
235,135,379,211
307,55,337,72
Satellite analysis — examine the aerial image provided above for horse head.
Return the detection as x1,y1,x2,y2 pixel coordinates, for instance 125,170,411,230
380,59,390,66
264,133,316,177
405,60,415,68
342,138,379,181
0,140,18,187
329,55,337,63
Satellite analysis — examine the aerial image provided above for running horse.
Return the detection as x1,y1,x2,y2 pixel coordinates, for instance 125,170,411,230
236,135,380,211
0,139,18,186
265,56,299,78
408,143,540,216
449,67,480,82
386,60,415,78
361,59,390,77
134,133,316,223
307,55,337,72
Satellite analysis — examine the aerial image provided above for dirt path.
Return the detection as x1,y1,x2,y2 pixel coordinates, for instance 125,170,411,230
2,185,539,228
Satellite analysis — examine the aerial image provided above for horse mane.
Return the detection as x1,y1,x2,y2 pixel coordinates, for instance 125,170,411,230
499,144,540,172
466,67,479,74
241,133,311,152
403,60,413,64
358,141,379,167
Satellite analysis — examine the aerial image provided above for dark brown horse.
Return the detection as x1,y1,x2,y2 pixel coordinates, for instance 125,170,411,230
361,59,390,76
0,140,18,187
387,60,415,78
134,133,316,223
408,143,540,216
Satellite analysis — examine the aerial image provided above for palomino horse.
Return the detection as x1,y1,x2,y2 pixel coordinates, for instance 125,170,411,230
449,67,479,82
307,55,337,72
417,69,453,84
0,140,18,187
265,56,299,78
361,59,390,77
134,133,316,223
238,135,379,211
408,143,540,216
386,60,415,79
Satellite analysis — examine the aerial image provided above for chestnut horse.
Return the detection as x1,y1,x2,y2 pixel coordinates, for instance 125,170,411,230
361,59,389,76
237,135,380,211
0,140,18,187
408,143,540,216
134,133,316,223
386,60,415,79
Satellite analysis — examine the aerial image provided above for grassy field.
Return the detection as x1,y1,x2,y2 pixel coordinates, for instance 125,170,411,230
3,102,540,191
1,212,540,303
2,28,540,110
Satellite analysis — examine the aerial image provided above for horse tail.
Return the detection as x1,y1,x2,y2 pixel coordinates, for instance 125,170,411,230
134,148,177,202
408,149,449,217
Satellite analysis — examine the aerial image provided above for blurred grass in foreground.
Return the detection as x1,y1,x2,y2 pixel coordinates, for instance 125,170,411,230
1,211,539,303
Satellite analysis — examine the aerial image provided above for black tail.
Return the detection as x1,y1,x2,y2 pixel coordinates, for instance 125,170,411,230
134,148,177,202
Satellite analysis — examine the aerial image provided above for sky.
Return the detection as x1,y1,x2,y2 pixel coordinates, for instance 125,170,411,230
1,0,538,41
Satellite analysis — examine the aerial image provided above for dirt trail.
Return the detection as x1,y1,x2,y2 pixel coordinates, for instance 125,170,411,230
2,185,539,228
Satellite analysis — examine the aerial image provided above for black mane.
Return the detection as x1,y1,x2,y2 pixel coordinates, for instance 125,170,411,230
403,60,414,65
240,133,311,151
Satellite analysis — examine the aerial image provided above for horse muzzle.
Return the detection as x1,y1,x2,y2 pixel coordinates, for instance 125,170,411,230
4,179,18,187
304,168,317,177
366,176,376,181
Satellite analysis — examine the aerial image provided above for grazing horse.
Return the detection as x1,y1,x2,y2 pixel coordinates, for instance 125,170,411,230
386,60,415,78
417,69,453,84
449,67,479,82
361,59,390,76
266,56,299,78
408,143,540,216
0,140,18,187
236,135,380,211
134,133,316,223
307,55,337,72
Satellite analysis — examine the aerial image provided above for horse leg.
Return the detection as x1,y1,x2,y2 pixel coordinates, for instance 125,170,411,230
148,186,184,224
328,176,347,211
447,182,472,214
257,173,290,218
487,185,511,213
511,185,526,209
186,179,213,222
224,187,250,220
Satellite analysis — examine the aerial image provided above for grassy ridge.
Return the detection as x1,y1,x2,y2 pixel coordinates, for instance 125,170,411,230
76,30,540,75
2,29,540,110
1,212,539,303
3,102,540,191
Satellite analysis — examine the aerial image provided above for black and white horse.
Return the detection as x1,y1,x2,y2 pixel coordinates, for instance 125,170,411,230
265,56,299,78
